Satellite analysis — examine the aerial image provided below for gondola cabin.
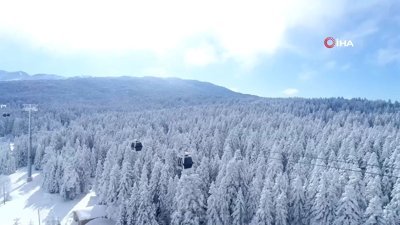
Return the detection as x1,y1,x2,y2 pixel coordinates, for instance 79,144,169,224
178,152,193,169
131,140,143,151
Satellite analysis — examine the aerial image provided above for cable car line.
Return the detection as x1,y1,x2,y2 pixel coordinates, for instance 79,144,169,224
129,141,194,169
268,156,400,179
270,151,400,171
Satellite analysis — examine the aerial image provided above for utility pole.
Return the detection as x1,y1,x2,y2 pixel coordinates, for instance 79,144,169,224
23,104,38,182
38,209,41,225
3,183,5,205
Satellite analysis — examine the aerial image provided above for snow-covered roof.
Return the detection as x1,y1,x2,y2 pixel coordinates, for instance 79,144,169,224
86,218,115,225
73,205,107,221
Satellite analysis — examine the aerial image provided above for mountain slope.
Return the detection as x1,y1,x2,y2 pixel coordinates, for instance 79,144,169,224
0,76,254,109
0,70,63,81
0,168,98,225
0,71,30,81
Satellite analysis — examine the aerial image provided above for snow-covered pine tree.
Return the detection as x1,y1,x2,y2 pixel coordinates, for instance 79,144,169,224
117,158,134,203
75,144,92,193
334,179,362,225
60,157,80,200
275,191,289,225
289,175,305,225
98,148,115,204
42,151,59,193
248,154,267,220
127,183,140,225
107,164,121,204
251,178,273,225
94,159,104,193
364,152,380,186
365,176,383,204
116,201,128,225
232,187,246,225
171,173,206,225
383,178,400,225
310,171,336,225
135,166,158,225
149,158,163,216
207,182,224,225
364,196,384,225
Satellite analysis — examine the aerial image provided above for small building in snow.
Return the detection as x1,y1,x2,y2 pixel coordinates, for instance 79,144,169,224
72,205,107,225
86,218,115,225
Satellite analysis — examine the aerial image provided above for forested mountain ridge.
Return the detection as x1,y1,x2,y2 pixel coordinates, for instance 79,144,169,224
1,75,400,225
0,76,254,110
0,70,62,81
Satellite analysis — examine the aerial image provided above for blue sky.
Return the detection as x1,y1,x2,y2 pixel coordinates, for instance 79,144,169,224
0,0,399,100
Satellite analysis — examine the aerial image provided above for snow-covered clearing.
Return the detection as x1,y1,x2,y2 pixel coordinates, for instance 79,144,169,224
0,168,98,225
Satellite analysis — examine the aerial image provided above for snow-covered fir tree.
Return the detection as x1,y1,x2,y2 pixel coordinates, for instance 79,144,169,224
171,173,206,225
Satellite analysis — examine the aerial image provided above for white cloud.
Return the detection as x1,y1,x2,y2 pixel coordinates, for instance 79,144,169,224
0,0,349,65
184,44,218,66
227,87,239,92
283,88,299,96
377,48,400,65
341,19,379,40
141,68,171,77
298,70,316,81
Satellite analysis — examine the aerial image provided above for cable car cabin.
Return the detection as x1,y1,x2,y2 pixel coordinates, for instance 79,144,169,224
131,141,143,151
2,113,10,117
178,153,193,169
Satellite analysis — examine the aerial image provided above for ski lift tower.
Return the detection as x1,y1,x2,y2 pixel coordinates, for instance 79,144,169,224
23,104,38,182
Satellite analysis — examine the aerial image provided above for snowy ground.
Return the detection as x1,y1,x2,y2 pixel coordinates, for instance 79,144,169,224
0,168,99,225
